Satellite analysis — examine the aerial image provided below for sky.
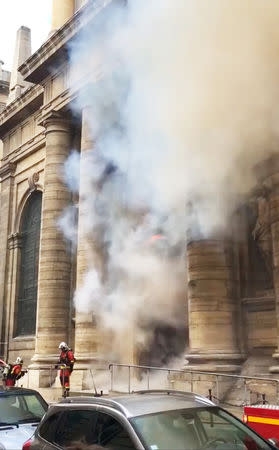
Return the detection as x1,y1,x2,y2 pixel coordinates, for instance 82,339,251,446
0,0,52,71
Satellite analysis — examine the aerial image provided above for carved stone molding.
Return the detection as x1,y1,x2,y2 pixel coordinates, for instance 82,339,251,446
8,233,22,250
0,162,16,180
250,182,272,205
28,172,40,192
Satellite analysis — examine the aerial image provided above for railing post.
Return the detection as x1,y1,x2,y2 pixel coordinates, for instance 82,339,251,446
128,366,131,394
111,365,114,392
168,370,171,389
216,375,219,402
244,379,247,405
147,369,150,390
190,371,193,393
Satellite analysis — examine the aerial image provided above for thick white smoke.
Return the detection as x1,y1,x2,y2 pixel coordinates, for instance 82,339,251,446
63,0,279,363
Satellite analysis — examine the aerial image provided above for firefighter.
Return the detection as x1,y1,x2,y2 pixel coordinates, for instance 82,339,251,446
3,357,26,387
56,342,75,397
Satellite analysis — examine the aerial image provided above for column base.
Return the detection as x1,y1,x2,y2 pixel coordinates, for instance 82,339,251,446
71,355,109,392
269,351,279,373
28,354,59,388
74,355,108,370
185,352,245,373
30,353,58,365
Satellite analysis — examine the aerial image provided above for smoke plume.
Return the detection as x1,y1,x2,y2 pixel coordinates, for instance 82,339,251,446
63,0,279,363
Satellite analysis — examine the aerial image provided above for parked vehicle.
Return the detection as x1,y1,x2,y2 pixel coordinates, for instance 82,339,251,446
244,405,279,445
0,386,48,450
24,389,278,449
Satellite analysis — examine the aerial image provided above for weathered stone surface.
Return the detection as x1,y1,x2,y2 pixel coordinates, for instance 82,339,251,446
31,114,72,373
185,240,243,372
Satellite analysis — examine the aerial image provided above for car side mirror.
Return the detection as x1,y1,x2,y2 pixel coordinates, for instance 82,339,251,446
268,438,279,448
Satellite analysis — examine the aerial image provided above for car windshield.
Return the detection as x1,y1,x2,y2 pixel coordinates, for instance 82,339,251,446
131,406,273,450
0,393,47,426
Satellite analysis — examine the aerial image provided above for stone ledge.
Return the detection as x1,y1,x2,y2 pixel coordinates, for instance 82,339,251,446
0,84,43,125
242,294,275,312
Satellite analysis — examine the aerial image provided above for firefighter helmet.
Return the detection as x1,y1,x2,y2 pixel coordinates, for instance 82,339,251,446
59,342,68,351
15,356,23,365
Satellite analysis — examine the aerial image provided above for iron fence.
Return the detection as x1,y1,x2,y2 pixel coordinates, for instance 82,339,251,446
108,363,279,407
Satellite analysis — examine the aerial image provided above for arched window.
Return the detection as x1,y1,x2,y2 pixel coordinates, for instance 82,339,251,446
15,191,42,336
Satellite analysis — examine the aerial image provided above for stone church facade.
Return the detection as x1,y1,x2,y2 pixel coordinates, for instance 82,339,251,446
0,0,279,390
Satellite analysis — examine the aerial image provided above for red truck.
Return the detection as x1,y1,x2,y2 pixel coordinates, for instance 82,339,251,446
244,405,279,446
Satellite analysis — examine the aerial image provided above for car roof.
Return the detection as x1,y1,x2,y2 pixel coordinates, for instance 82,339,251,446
0,386,43,396
56,390,215,418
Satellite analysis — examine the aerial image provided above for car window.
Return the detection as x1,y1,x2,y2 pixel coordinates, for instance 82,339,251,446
197,409,272,449
96,412,136,449
55,409,98,446
39,412,62,443
131,407,272,450
22,394,46,418
0,394,47,425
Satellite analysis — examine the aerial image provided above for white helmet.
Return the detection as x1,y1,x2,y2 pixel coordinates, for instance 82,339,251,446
59,342,68,351
15,356,23,365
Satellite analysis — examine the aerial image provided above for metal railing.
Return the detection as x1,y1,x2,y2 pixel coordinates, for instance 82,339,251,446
32,364,74,388
0,364,103,391
4,361,278,407
109,363,185,393
109,363,279,406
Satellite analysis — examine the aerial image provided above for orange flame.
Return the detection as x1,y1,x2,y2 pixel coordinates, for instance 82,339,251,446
149,234,167,242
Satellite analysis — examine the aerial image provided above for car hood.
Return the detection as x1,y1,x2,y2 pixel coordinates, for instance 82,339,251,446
0,423,39,449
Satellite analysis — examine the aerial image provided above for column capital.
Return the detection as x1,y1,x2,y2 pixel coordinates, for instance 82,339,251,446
0,162,16,181
40,112,72,134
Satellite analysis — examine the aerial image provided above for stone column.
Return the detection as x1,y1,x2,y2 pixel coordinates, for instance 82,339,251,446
50,0,75,35
0,162,16,359
75,0,88,11
268,171,279,372
31,113,72,373
74,107,103,378
185,240,243,372
5,233,22,360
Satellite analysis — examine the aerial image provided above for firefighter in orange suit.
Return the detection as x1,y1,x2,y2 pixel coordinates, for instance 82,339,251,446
56,342,75,397
4,357,26,387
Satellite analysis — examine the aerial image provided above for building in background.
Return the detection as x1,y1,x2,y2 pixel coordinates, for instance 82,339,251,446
0,0,279,393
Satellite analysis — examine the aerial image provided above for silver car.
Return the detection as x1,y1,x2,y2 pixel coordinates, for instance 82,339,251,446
0,386,48,450
25,389,278,449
